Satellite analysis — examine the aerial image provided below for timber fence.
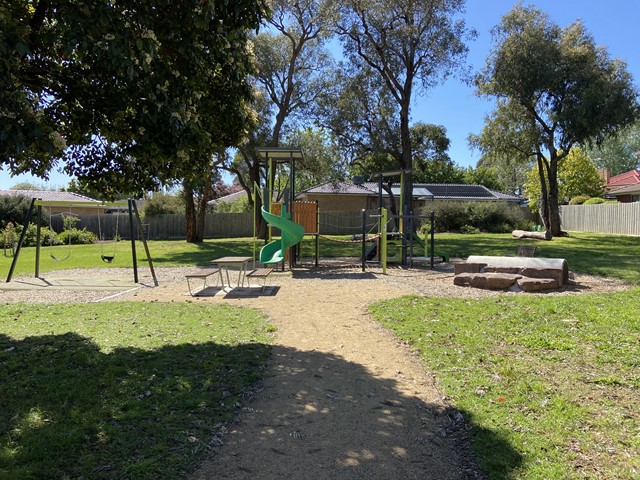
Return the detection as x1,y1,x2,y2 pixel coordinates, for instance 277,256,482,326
70,210,382,240
559,203,640,236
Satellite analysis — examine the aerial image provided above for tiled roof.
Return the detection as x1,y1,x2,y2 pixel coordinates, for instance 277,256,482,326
300,181,376,195
608,183,640,196
0,189,100,203
607,170,640,187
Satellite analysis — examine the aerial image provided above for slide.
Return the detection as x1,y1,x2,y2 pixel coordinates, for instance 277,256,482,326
259,204,305,265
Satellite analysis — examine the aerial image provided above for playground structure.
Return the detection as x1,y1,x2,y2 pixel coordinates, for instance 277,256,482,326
6,198,158,286
252,155,446,272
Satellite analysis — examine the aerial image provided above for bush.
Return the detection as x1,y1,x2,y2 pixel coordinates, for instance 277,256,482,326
569,195,591,205
59,228,97,245
583,197,606,205
419,201,532,234
11,224,59,247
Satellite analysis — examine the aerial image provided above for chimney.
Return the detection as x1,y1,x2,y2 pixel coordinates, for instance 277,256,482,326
599,167,611,184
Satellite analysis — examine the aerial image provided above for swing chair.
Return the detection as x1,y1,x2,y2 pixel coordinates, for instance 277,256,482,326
48,208,74,262
98,209,119,263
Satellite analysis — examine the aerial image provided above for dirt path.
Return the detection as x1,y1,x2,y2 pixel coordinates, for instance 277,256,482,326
121,268,480,479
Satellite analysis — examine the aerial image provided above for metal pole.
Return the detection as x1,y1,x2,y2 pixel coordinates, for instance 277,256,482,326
7,198,37,282
128,199,138,283
315,201,319,267
430,211,435,269
132,200,158,286
35,204,42,278
361,209,366,272
381,208,388,275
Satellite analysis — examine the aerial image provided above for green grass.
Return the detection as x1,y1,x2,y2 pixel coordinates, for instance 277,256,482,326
436,232,640,284
0,302,273,480
370,290,640,480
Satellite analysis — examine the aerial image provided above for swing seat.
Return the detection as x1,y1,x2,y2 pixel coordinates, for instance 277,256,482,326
101,255,115,263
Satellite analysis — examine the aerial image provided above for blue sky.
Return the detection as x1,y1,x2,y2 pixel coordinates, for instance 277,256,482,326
2,0,638,190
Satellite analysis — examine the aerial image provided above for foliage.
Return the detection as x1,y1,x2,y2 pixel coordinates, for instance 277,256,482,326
568,195,590,205
142,191,185,217
58,228,97,245
583,197,609,205
10,224,58,248
0,302,272,479
524,148,605,209
210,196,252,213
335,0,474,227
462,166,505,191
371,289,640,479
419,201,531,234
63,178,112,202
473,4,639,235
1,0,269,197
584,118,640,176
474,150,530,194
0,193,47,228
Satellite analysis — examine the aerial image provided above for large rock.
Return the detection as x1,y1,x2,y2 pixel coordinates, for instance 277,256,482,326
484,266,521,274
466,255,569,285
519,267,563,286
518,277,559,292
454,262,486,275
454,272,521,290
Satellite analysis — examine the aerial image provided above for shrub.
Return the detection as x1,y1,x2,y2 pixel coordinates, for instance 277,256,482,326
419,201,532,233
569,195,590,205
583,197,606,205
59,228,97,245
460,225,481,234
12,224,59,247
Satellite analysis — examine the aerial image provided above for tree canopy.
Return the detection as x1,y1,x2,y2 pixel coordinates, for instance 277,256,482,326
473,4,638,235
1,0,268,197
334,0,474,230
584,119,640,176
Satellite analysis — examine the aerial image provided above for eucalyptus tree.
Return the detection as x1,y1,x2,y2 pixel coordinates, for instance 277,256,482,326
584,119,640,176
1,0,268,198
473,4,638,235
334,0,473,235
225,0,335,236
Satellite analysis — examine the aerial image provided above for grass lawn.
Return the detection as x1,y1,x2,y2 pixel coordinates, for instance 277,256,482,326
370,290,640,480
0,302,273,480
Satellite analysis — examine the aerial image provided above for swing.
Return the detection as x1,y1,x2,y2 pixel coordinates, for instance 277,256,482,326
98,209,119,263
49,208,73,262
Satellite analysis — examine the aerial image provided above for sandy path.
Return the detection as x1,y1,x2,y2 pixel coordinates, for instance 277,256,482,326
121,269,478,479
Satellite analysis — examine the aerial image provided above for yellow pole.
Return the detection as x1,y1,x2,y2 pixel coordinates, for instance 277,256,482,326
381,207,388,274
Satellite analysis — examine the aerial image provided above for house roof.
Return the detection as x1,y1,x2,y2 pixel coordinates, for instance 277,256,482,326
607,169,640,187
208,190,247,205
300,182,524,202
0,189,101,203
607,183,640,196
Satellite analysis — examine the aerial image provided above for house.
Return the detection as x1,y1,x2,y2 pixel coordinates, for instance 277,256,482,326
297,181,524,211
0,189,104,215
604,169,640,203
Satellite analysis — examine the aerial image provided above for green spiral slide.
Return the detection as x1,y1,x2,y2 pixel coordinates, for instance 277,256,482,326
259,204,305,265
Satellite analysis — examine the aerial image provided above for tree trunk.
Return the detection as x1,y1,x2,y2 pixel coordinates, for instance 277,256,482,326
546,155,563,236
184,183,197,243
399,95,413,238
195,176,213,243
536,154,551,231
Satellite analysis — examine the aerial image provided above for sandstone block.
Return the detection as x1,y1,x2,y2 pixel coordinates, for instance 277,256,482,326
517,277,560,292
454,262,486,275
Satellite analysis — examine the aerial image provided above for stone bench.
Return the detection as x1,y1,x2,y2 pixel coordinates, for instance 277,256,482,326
185,268,222,296
246,267,274,291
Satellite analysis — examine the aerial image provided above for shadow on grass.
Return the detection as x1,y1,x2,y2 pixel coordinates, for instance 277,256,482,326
0,333,522,480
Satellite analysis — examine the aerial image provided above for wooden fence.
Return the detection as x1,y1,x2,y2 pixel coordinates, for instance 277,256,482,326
69,210,383,240
559,203,640,236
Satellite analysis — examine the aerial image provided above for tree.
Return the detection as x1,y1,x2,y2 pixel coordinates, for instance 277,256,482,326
584,119,640,176
335,0,473,237
474,150,530,194
9,182,50,191
524,147,604,210
142,191,185,217
224,0,335,237
473,4,638,235
1,0,268,198
462,166,504,191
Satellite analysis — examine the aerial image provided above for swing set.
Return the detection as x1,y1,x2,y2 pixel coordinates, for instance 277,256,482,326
6,198,158,286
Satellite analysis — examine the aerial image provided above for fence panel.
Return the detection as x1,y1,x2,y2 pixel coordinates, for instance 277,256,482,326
559,203,640,236
68,210,388,240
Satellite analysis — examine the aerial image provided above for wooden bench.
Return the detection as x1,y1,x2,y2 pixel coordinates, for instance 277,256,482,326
185,268,222,296
246,267,273,291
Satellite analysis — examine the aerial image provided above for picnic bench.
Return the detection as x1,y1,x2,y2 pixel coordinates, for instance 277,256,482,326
185,268,223,296
246,267,273,291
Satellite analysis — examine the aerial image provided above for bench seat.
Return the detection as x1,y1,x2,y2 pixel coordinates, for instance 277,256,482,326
185,268,222,296
246,267,273,291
